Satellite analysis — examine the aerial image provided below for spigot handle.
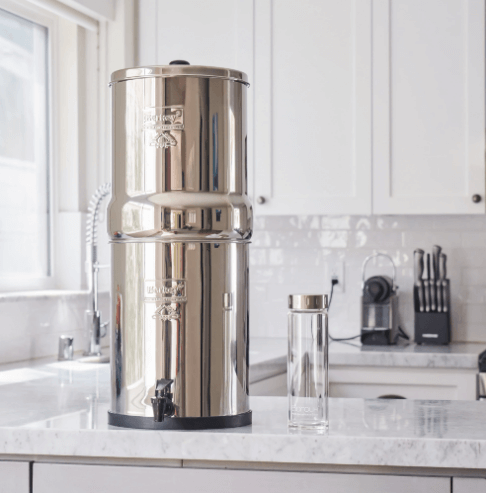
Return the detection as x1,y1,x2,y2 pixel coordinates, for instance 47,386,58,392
151,379,175,422
155,378,174,396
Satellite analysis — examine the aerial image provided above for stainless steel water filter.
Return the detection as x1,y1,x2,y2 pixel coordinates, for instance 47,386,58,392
107,63,252,429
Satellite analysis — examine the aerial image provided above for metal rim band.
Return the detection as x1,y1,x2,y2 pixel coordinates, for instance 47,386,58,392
109,74,250,87
109,239,252,245
108,410,252,430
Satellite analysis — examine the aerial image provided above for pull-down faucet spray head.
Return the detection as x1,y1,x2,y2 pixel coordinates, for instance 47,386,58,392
84,183,111,358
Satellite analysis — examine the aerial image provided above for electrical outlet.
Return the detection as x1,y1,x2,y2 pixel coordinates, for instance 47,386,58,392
329,261,344,293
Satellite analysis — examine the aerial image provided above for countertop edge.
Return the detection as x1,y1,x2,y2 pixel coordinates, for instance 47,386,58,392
1,428,485,470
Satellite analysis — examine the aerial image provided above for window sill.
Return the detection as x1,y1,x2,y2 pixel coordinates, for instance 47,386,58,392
0,290,109,303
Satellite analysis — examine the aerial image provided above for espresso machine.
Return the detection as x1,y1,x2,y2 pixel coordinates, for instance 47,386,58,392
360,253,399,345
107,62,252,429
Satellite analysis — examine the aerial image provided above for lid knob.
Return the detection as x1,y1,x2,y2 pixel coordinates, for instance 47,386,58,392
169,60,190,65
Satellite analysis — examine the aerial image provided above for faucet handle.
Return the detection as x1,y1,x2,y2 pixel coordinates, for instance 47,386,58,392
100,321,109,338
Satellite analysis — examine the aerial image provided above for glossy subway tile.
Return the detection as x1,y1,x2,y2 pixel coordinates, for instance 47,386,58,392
250,214,486,343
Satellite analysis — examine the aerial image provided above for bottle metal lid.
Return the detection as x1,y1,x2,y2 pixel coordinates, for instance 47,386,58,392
288,294,328,310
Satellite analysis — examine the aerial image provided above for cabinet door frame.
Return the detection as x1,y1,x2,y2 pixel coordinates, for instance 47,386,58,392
253,0,372,215
372,0,486,215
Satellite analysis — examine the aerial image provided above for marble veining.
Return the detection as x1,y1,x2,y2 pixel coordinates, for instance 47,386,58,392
0,360,485,469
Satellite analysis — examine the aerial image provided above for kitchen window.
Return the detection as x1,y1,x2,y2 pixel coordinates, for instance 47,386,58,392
0,7,51,284
0,0,115,292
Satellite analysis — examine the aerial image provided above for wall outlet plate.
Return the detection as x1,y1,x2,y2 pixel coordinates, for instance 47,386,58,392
328,261,344,293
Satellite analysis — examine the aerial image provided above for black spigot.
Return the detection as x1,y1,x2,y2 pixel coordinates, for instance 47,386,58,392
151,379,175,422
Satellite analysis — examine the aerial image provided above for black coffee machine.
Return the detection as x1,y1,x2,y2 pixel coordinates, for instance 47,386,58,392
361,253,399,345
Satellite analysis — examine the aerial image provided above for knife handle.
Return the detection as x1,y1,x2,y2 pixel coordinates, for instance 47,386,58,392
416,280,425,312
414,249,424,282
432,245,442,279
439,254,447,280
414,250,425,312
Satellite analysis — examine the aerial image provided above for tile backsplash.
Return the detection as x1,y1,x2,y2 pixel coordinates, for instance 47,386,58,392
250,215,486,343
0,291,109,364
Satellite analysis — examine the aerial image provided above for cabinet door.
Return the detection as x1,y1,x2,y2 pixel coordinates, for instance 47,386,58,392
373,0,485,214
453,478,486,493
34,464,450,493
254,0,372,215
136,0,255,199
0,461,29,493
329,366,477,400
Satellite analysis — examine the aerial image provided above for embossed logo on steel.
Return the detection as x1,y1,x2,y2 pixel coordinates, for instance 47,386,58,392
143,106,184,149
144,279,187,321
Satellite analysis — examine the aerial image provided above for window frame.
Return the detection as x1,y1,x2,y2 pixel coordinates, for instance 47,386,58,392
0,0,57,291
0,0,106,293
0,0,134,294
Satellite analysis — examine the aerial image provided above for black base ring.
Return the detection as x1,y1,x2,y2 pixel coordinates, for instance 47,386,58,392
108,410,252,430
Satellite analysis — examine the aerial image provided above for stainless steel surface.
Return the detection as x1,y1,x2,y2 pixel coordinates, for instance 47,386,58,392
85,183,111,358
440,254,448,313
432,245,442,312
111,241,249,418
110,64,249,86
413,250,425,313
288,294,328,310
58,336,74,361
472,194,482,203
109,64,251,420
430,245,442,311
423,253,430,313
429,263,436,312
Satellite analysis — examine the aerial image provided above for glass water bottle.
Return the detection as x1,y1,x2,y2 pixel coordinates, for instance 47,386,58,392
288,294,329,430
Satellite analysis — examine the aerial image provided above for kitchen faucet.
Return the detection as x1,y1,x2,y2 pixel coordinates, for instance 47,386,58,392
84,183,111,358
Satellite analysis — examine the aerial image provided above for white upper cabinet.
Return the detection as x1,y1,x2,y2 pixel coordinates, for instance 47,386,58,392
253,0,372,215
137,0,485,215
372,0,486,214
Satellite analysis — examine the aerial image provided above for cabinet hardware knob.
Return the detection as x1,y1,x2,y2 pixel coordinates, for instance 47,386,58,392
257,196,266,205
472,194,482,203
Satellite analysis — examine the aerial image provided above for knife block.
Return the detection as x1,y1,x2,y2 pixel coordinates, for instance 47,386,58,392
414,281,450,345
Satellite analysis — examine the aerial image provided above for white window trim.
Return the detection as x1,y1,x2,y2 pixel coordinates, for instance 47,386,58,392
0,0,59,291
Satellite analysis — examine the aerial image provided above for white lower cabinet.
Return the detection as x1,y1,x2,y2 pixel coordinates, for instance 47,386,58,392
329,366,477,400
453,478,486,493
251,366,477,400
0,461,30,493
33,464,450,493
250,373,287,396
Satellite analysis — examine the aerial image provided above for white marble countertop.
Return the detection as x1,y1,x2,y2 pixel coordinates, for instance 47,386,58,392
251,338,486,377
1,360,486,470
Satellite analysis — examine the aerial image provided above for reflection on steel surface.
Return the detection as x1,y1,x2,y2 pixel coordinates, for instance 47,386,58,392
109,65,251,420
